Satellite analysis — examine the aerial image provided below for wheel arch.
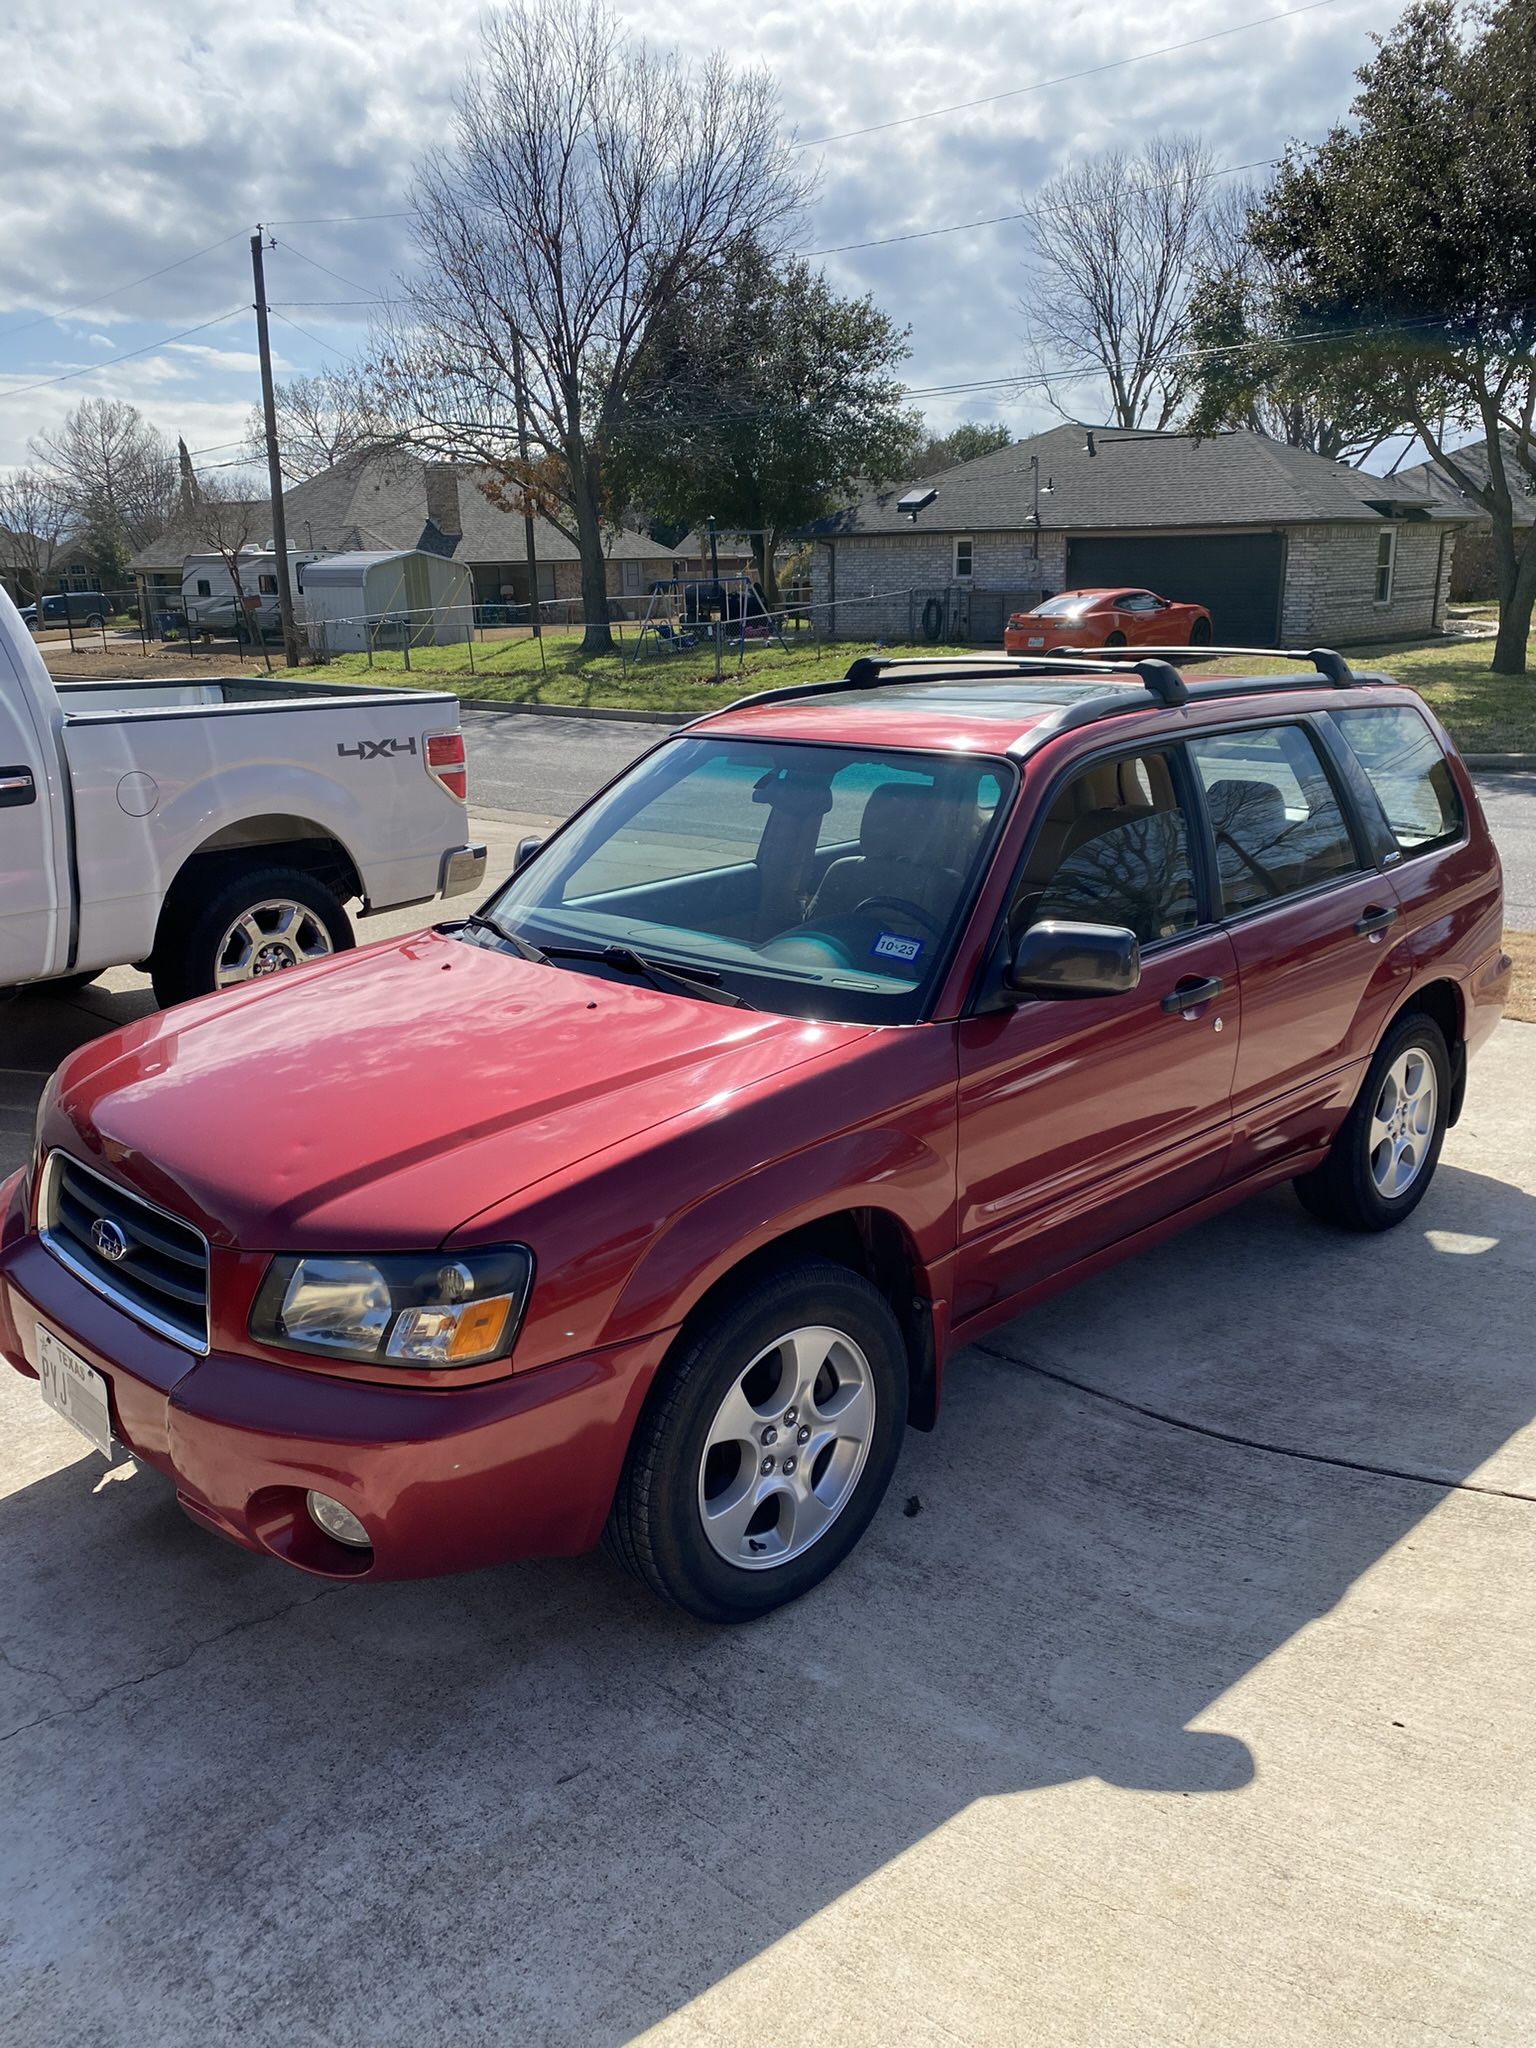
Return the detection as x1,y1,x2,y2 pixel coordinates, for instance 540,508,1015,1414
652,1206,944,1434
154,817,364,943
1396,975,1467,1123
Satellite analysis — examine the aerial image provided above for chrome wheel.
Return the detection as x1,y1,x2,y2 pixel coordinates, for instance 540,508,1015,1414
214,899,335,988
697,1325,875,1570
1368,1047,1438,1198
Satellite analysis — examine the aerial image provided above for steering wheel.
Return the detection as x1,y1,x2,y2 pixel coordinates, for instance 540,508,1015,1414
853,895,945,936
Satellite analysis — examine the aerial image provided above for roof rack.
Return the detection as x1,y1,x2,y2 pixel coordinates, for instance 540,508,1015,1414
712,650,1190,720
1079,644,1356,686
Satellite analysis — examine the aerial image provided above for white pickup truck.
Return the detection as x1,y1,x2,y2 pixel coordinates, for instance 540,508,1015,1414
0,586,485,1006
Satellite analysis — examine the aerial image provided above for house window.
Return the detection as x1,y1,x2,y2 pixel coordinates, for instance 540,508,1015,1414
258,574,278,595
1375,527,1397,605
195,578,212,596
953,537,974,580
620,560,644,596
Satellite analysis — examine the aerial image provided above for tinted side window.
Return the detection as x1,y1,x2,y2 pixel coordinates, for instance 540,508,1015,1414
1333,707,1464,853
1190,725,1360,915
1014,747,1197,947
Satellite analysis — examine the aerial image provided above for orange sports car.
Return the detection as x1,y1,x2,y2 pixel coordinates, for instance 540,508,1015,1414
1004,586,1213,654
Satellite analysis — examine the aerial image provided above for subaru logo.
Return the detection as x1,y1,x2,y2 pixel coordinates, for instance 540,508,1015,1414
91,1217,129,1263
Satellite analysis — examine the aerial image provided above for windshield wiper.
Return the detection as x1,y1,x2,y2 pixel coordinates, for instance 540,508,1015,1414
460,912,551,964
540,943,752,1010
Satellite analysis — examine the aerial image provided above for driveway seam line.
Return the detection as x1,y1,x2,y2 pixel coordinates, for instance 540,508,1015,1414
975,1345,1536,1505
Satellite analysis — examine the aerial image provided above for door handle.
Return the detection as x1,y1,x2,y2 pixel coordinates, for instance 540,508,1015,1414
1162,974,1224,1015
0,767,37,808
1354,904,1398,938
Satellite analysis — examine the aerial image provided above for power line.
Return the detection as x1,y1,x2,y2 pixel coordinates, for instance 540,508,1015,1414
267,306,352,360
796,0,1354,148
0,230,249,343
0,306,250,402
269,236,382,301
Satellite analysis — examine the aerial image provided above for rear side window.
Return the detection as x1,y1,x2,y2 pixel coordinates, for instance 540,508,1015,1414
1190,725,1361,915
1333,707,1464,854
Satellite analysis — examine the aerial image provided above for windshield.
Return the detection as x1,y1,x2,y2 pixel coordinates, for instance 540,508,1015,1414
1032,594,1101,617
472,736,1014,1023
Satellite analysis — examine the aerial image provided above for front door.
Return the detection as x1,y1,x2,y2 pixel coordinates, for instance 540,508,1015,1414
954,742,1239,1328
0,638,62,985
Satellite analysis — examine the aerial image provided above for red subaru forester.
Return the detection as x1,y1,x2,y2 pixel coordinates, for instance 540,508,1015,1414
1,650,1508,1621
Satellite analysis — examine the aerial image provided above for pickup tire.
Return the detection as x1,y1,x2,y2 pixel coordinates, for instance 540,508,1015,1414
1294,1009,1450,1231
605,1260,908,1622
151,862,354,1007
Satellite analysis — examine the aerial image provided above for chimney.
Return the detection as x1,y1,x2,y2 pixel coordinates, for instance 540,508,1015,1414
423,463,462,538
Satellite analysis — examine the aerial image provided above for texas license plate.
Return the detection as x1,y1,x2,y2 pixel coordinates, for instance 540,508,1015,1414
1028,635,1044,647
36,1325,115,1459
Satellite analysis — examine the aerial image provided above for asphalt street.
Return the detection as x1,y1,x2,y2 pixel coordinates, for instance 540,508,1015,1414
457,706,1536,926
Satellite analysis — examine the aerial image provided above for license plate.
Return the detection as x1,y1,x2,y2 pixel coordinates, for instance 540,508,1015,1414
1028,636,1045,647
36,1326,115,1459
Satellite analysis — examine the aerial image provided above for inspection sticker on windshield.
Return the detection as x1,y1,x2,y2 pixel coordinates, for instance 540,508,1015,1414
872,932,923,964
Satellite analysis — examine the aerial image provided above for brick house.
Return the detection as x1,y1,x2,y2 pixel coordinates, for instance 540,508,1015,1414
128,454,689,621
802,425,1466,648
1393,437,1533,602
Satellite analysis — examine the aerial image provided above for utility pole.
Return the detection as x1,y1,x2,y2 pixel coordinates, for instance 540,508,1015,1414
511,335,541,638
250,228,300,669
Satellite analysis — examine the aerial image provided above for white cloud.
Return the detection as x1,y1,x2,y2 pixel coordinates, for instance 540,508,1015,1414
0,0,1412,465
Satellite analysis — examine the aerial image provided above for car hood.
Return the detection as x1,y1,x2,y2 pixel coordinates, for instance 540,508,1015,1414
48,931,871,1249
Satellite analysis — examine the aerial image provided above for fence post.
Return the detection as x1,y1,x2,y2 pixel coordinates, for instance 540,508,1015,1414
464,609,475,676
401,623,411,672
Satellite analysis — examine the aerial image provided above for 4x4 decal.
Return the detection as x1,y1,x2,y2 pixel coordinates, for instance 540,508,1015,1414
337,737,419,761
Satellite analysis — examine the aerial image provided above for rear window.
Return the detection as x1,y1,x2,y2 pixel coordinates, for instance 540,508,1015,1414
1333,707,1464,854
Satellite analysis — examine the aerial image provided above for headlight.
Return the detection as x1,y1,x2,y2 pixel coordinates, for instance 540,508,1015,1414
250,1248,532,1367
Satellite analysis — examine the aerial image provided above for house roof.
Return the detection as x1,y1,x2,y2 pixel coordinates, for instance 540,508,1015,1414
128,454,678,573
802,424,1453,540
1393,437,1535,527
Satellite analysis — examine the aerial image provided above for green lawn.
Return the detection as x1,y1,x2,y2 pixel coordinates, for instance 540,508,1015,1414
319,626,1536,751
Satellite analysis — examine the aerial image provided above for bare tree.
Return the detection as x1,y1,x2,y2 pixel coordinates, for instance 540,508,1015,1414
32,397,177,589
1020,136,1219,430
0,467,70,611
193,478,272,671
370,0,810,653
244,370,396,482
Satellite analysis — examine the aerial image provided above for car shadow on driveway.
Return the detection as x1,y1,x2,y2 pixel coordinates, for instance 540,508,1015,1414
1,1160,1531,2045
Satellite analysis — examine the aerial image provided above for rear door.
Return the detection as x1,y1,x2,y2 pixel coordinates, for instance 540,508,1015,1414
954,739,1239,1326
1185,718,1407,1173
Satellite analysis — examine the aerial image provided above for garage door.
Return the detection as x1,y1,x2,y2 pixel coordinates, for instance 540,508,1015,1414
1065,534,1285,646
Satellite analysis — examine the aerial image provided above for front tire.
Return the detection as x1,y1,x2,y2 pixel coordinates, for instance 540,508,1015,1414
151,862,353,1007
1189,617,1212,645
605,1261,909,1622
1294,1009,1450,1231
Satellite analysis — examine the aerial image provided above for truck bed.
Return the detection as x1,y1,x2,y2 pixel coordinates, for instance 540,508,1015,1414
53,674,454,719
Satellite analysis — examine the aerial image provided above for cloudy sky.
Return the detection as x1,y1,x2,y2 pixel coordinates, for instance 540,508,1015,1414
0,0,1412,482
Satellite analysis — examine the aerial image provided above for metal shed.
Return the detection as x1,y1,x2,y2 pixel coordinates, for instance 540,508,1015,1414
299,549,473,653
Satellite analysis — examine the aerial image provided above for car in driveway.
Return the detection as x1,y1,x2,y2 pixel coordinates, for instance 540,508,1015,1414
1006,587,1213,654
0,647,1509,1622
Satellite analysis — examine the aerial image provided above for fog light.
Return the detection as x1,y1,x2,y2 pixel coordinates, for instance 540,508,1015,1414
305,1490,371,1548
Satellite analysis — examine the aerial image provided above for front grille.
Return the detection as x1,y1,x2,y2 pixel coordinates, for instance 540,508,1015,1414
41,1153,210,1353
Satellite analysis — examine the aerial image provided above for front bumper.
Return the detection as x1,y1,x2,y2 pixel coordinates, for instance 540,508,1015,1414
439,841,488,900
0,1172,670,1581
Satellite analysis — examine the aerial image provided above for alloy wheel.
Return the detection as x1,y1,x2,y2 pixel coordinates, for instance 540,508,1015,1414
1368,1047,1438,1198
214,899,335,987
697,1325,875,1570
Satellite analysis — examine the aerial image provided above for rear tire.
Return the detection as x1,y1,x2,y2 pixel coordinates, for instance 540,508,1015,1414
1104,630,1127,647
605,1260,909,1622
151,862,353,1008
1294,1009,1450,1231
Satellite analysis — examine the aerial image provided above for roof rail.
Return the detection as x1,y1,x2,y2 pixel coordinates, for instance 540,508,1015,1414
710,649,1188,721
1080,644,1356,685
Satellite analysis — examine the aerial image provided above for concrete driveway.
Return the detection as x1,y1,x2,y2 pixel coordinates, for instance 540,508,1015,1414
1,822,1533,2047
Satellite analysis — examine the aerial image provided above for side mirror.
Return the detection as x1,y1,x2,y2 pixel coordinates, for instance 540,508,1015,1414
513,834,544,874
1006,919,1141,1000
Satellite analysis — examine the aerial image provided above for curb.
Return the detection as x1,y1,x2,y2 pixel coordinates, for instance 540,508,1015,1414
1463,754,1536,771
458,696,692,727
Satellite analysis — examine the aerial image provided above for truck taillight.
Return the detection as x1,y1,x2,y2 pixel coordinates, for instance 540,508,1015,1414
426,732,468,802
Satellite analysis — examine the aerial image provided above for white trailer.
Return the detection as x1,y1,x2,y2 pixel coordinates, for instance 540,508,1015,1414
180,549,315,638
300,550,473,655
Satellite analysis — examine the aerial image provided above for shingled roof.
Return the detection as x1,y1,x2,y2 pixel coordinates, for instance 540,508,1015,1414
804,424,1448,538
129,453,674,573
1393,436,1535,528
